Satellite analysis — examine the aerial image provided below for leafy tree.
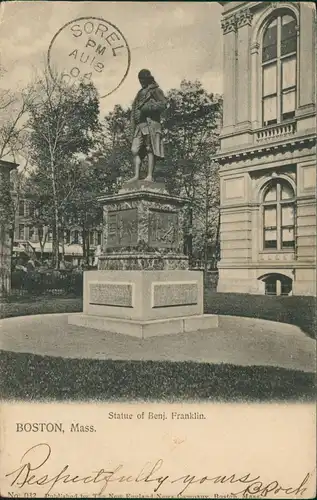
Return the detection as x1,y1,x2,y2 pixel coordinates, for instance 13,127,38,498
0,65,34,161
96,104,132,187
162,80,222,265
62,154,120,264
26,69,101,268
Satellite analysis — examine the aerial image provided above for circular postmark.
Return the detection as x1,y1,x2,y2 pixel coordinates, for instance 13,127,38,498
48,17,131,98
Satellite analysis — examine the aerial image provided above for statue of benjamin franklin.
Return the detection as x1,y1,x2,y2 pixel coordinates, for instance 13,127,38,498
129,69,167,182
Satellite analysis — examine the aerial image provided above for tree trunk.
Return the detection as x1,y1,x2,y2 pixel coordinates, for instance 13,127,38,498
50,158,60,269
86,230,90,266
82,224,86,267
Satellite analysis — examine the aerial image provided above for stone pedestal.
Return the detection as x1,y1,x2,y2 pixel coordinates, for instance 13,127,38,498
68,180,218,337
98,180,189,270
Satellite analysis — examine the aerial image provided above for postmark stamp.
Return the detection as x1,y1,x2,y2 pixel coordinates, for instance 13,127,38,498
47,16,131,98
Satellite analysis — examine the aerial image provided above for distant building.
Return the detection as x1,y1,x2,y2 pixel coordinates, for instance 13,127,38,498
12,196,102,267
216,1,316,296
0,159,18,295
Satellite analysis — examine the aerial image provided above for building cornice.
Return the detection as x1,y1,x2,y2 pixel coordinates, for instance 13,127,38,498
215,135,316,164
221,6,253,33
0,159,19,170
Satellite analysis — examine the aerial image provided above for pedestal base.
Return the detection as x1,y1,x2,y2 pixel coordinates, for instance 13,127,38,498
68,269,219,338
68,313,219,338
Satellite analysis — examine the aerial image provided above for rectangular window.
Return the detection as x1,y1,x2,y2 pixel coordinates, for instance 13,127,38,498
18,224,25,240
281,205,294,226
89,231,94,245
281,228,295,248
73,230,79,244
282,57,296,88
263,96,277,125
264,206,277,227
281,205,295,248
264,229,277,249
264,206,277,249
18,201,24,217
263,64,277,95
47,230,53,242
262,64,277,125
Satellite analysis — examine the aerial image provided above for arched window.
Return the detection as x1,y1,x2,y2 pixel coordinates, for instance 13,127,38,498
262,12,297,126
262,179,295,250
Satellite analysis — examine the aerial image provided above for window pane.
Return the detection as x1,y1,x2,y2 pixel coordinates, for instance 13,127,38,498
264,185,277,202
282,58,296,89
263,96,277,124
263,45,277,62
282,205,294,226
263,19,277,62
264,229,277,249
281,37,297,56
281,183,294,200
282,89,296,115
263,64,277,96
264,206,277,227
281,16,296,39
263,19,277,47
282,228,294,248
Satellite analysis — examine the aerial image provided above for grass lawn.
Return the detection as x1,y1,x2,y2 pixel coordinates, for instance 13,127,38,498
0,296,83,319
204,290,316,339
0,350,314,402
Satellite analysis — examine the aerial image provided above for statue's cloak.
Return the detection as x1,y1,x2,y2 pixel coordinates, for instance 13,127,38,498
131,83,167,158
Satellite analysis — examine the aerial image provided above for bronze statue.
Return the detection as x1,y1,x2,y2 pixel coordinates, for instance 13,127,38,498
129,69,167,182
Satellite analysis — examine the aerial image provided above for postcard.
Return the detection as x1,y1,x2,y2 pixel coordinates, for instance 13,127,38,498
0,1,316,498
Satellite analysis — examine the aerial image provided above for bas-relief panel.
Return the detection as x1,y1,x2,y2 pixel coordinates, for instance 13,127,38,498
107,209,138,248
148,210,179,248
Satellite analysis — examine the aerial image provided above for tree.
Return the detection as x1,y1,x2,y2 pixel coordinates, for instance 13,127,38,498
62,154,118,265
162,80,222,264
0,65,34,161
96,104,132,187
26,69,101,268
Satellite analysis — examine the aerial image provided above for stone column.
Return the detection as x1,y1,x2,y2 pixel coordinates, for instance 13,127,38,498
236,8,253,127
298,3,315,109
250,42,260,128
221,14,237,132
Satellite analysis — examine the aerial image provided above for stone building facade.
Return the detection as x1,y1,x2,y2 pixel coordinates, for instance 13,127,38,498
0,159,17,296
216,1,316,296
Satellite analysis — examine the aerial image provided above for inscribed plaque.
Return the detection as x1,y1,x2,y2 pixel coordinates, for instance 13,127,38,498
89,282,133,307
152,281,198,308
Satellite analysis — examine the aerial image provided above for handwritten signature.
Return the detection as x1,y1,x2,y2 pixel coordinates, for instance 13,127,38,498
5,443,313,497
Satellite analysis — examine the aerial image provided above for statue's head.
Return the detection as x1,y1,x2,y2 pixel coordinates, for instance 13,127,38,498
138,69,155,88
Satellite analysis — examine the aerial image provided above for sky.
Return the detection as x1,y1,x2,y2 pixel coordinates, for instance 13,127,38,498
0,1,224,115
